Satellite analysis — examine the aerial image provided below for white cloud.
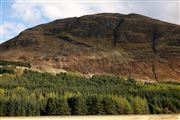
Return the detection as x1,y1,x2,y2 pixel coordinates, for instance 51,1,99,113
0,22,26,43
40,2,91,19
11,0,179,24
11,2,43,24
40,5,62,20
131,1,179,25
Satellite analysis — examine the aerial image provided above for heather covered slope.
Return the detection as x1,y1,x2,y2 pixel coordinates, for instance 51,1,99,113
0,13,180,81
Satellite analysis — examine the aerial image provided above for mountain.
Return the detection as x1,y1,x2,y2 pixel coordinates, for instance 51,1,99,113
0,13,180,82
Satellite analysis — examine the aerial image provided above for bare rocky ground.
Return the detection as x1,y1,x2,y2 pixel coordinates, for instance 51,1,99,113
0,115,180,120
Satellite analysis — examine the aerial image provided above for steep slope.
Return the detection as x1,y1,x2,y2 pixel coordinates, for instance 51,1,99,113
0,13,180,82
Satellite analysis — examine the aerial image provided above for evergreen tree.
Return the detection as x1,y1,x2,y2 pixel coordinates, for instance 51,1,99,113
68,96,87,115
101,97,117,115
133,96,150,114
45,97,70,115
55,97,70,115
6,100,15,116
86,96,104,115
0,100,5,116
0,69,179,116
116,96,132,114
45,98,57,115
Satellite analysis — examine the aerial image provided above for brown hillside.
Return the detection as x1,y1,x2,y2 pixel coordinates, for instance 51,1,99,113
0,13,180,82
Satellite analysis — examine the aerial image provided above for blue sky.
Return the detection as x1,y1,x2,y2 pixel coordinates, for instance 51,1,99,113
1,0,179,43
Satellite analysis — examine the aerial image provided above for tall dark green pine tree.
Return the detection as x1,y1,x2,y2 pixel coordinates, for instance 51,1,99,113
116,97,133,114
133,96,150,114
45,97,70,115
6,100,15,116
101,97,117,115
55,97,70,115
26,102,33,116
86,96,104,115
0,100,5,116
68,96,87,115
14,100,26,116
45,98,57,115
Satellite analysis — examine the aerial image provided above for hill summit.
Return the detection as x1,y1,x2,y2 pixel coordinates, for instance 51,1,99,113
1,13,180,81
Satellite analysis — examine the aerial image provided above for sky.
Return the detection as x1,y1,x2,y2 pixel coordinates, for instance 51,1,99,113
0,0,180,43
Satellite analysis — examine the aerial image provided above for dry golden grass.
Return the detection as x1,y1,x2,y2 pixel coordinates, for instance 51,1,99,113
0,115,180,120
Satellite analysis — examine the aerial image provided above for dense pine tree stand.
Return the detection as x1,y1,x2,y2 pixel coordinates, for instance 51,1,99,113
0,70,179,116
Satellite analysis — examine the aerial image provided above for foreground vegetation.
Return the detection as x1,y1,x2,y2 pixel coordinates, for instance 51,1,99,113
0,60,31,68
0,69,180,116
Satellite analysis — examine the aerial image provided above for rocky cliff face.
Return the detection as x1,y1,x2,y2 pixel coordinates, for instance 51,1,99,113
1,13,180,82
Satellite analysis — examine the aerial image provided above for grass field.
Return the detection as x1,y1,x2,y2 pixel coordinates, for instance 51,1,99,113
0,115,180,120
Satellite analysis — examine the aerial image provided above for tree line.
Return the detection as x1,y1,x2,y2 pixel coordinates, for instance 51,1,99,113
0,60,31,68
0,70,179,116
